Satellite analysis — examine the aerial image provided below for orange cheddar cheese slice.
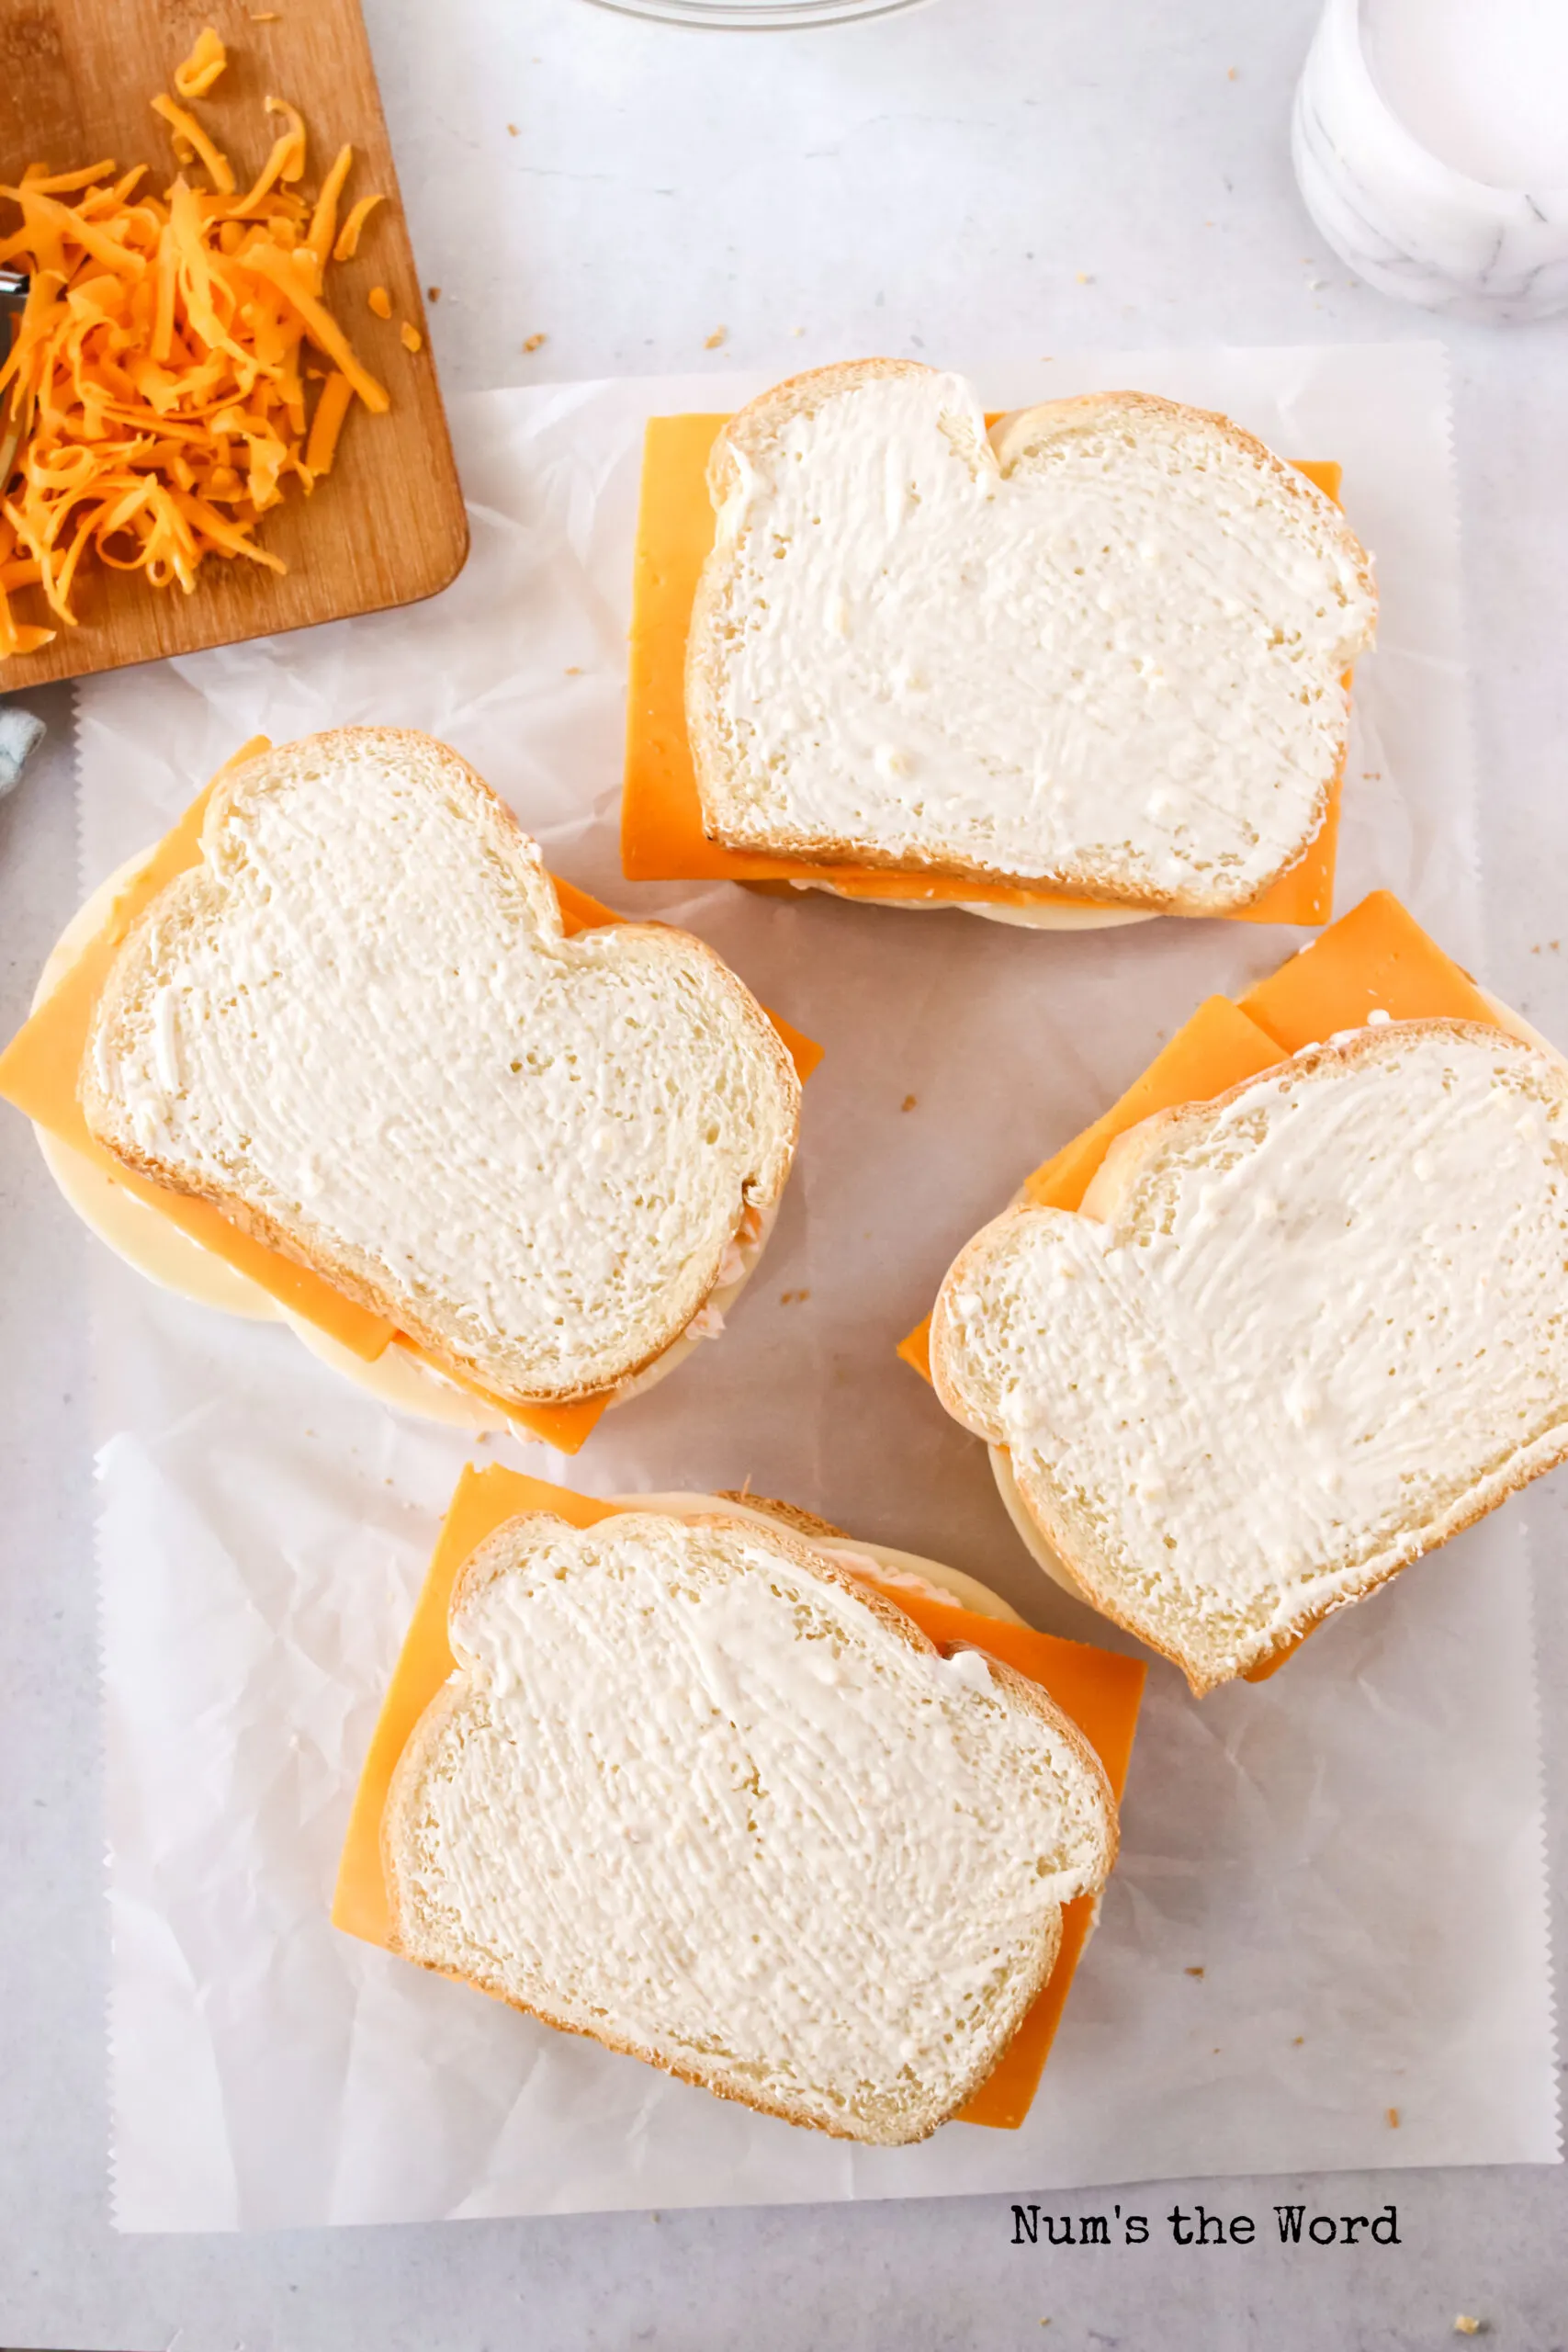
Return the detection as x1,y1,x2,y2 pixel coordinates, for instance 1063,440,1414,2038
0,771,821,1454
622,413,1346,929
1023,998,1290,1216
1238,887,1495,1046
897,890,1509,1677
333,1463,1145,2132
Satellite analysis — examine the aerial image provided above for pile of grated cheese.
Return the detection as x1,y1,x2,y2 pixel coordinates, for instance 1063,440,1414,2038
0,30,391,661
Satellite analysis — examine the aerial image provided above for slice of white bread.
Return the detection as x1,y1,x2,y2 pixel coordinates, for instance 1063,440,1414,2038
384,1505,1116,2145
930,1021,1568,1693
686,360,1377,915
80,729,800,1408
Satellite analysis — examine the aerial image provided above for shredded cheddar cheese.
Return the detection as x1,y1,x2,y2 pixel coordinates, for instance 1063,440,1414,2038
332,194,383,262
261,96,308,185
302,369,355,476
399,322,422,353
367,285,390,319
0,63,391,661
173,29,228,101
150,94,237,193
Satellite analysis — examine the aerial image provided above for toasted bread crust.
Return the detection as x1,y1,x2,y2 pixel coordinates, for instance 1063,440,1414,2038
713,1489,851,1540
383,1507,1115,2143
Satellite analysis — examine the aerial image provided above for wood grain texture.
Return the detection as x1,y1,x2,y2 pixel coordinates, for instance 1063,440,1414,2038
0,0,468,688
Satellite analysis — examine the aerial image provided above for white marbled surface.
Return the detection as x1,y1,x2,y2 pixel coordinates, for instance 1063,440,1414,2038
2,0,1567,2344
1293,0,1568,324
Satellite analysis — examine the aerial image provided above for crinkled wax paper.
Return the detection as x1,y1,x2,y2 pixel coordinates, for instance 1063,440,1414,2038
73,347,1557,2227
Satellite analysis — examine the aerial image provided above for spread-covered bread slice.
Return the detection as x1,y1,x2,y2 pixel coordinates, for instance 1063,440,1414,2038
384,1507,1116,2145
931,1021,1568,1692
686,360,1376,915
81,729,799,1407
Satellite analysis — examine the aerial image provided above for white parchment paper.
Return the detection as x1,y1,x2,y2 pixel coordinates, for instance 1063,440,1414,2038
75,349,1559,2230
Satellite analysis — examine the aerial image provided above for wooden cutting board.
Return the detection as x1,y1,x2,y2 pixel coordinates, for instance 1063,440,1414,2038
0,0,468,689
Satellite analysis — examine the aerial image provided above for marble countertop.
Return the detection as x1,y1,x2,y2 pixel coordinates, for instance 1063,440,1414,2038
2,0,1564,2343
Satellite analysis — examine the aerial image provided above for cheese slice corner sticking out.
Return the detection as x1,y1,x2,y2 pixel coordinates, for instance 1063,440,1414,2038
1238,887,1496,1046
896,995,1289,1386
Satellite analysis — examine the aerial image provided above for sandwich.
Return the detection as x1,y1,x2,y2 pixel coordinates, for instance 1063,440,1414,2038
625,359,1377,928
0,728,815,1451
334,1466,1144,2144
907,891,1568,1692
